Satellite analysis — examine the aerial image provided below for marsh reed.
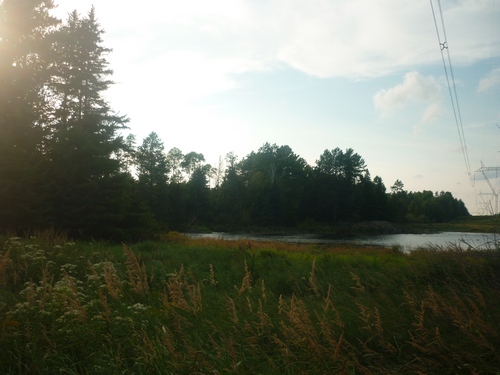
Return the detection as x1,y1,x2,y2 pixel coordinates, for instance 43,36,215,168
1,232,499,374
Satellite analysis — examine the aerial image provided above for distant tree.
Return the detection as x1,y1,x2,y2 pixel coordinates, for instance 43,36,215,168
388,180,409,223
214,152,245,226
316,148,366,185
166,147,184,184
314,148,367,222
135,132,169,222
211,156,225,189
136,132,168,189
405,190,469,223
182,151,208,178
372,176,389,218
238,143,308,226
184,167,211,226
226,151,238,170
116,133,137,174
390,179,405,194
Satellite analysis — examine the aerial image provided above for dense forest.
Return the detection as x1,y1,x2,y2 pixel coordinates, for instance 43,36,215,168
0,2,469,240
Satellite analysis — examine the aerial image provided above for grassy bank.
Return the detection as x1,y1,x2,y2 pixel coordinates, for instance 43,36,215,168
1,232,500,374
400,215,500,234
202,215,500,237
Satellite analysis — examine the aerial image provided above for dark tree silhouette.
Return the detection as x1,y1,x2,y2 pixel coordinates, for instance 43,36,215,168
0,0,59,229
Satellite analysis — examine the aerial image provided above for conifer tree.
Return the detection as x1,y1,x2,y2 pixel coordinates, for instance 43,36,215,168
45,7,134,237
135,132,170,223
0,0,59,229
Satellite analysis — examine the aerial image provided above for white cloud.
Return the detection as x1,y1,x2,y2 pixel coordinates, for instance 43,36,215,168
373,71,443,121
477,68,500,92
54,0,497,83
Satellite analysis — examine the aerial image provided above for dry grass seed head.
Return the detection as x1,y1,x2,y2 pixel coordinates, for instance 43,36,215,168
123,244,149,295
103,262,122,300
30,227,68,245
238,260,252,296
471,286,486,308
164,266,202,315
412,301,427,336
39,264,55,310
160,325,177,356
357,303,372,331
224,337,239,373
278,294,288,315
403,289,417,312
246,296,253,313
271,334,296,366
261,279,266,303
308,258,319,296
136,328,158,363
286,295,320,352
209,263,218,286
323,285,344,328
99,289,112,322
61,271,87,321
226,296,239,324
333,332,344,362
185,283,202,315
257,299,272,335
0,250,12,287
350,272,365,294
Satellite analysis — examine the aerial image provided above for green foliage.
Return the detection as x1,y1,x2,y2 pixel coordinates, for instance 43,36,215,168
0,2,471,239
0,3,150,239
1,235,499,374
390,189,469,224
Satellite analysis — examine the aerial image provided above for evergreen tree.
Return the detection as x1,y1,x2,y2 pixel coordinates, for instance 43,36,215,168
388,180,409,223
45,7,135,237
182,152,211,227
0,0,59,229
214,152,245,226
135,132,169,222
136,132,168,190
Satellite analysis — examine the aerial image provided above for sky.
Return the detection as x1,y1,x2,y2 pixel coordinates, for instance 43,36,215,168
52,1,500,215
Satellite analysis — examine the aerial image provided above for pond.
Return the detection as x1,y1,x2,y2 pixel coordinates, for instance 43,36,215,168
186,231,500,251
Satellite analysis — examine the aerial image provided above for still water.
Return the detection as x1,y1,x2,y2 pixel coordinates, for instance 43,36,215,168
186,232,499,251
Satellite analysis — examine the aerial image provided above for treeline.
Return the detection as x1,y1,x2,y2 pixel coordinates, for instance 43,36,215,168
0,2,469,240
129,137,469,231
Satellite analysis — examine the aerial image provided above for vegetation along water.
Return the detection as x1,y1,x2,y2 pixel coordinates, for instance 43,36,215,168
1,231,500,374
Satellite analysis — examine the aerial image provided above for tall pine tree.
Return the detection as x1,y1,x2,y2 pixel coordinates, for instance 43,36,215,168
0,0,59,229
45,7,140,238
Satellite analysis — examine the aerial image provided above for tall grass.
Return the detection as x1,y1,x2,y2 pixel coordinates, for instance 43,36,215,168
1,232,499,374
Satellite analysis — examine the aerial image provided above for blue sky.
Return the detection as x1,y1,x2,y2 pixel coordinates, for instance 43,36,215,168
53,1,500,214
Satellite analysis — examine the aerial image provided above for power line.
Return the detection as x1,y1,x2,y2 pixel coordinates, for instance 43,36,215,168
430,0,473,183
486,0,497,131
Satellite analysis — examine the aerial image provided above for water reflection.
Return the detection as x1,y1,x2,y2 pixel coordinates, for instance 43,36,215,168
186,232,499,251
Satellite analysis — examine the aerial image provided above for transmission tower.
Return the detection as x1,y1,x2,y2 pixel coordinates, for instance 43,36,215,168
475,162,500,215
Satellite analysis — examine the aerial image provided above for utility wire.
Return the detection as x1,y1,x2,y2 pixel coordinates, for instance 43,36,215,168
430,0,473,183
486,0,497,132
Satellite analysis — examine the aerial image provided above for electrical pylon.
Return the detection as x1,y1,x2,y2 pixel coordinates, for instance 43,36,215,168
475,162,500,215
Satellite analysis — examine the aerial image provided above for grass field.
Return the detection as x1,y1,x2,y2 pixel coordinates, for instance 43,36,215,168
1,230,499,374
